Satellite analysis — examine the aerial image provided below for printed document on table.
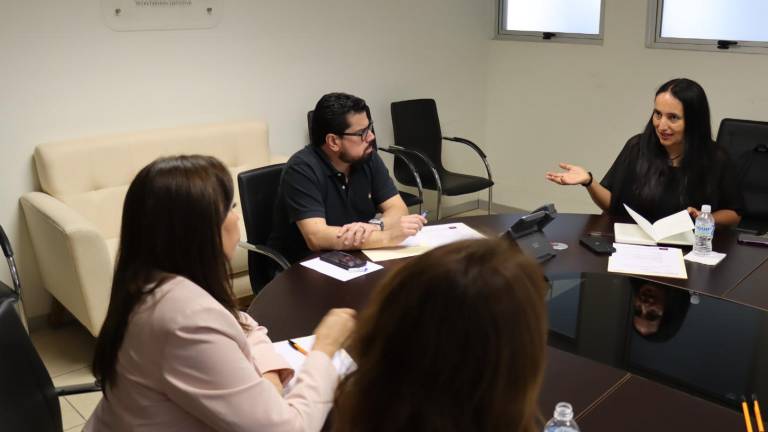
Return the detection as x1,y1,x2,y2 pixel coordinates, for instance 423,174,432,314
362,222,486,262
614,204,695,246
273,335,357,393
300,257,382,281
608,243,688,279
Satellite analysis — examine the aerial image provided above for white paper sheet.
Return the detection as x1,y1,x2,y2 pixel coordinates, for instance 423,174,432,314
300,257,382,281
608,243,688,279
363,223,486,262
617,204,695,245
684,250,727,266
272,335,357,392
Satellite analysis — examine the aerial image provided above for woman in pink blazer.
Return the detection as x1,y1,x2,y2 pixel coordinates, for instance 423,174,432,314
86,155,355,432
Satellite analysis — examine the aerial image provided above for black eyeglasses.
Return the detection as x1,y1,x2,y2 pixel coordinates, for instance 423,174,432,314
338,121,374,141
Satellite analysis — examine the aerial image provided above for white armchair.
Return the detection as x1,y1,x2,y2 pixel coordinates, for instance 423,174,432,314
20,121,286,335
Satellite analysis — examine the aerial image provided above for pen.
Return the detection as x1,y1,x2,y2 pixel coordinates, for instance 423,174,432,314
744,396,755,432
288,339,309,356
420,210,429,219
755,394,765,432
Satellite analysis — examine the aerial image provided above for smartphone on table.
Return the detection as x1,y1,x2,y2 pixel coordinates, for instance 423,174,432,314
319,251,367,270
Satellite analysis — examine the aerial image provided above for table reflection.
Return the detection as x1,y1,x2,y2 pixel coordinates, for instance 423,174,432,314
546,273,767,410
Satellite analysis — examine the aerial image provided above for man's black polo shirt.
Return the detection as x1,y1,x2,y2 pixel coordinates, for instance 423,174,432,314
268,145,399,263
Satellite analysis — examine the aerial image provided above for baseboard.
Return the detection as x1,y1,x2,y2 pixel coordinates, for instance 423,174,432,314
439,199,527,218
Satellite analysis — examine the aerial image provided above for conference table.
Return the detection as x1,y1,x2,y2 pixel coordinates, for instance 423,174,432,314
248,213,768,431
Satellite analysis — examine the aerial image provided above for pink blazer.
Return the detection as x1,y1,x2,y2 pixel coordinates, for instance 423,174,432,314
85,277,337,432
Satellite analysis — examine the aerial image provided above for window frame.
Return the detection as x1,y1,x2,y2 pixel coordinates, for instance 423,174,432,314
646,0,768,54
495,0,605,45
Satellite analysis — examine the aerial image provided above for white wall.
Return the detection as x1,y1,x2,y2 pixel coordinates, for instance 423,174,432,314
0,0,494,321
485,0,768,214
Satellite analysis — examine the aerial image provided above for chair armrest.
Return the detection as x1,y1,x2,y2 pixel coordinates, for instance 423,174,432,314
238,241,290,270
443,137,493,183
379,147,424,200
20,192,112,335
387,146,443,194
443,136,486,158
56,382,101,397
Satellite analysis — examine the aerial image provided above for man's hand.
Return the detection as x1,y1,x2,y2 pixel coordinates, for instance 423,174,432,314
337,222,379,247
388,214,427,244
687,206,701,220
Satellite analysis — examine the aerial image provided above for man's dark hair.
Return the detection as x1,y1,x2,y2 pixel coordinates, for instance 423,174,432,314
311,92,369,147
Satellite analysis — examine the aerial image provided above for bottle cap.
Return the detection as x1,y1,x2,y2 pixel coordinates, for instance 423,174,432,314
702,204,711,213
553,402,574,421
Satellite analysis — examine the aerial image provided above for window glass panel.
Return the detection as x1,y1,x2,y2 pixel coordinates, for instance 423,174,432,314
504,0,602,35
660,0,768,43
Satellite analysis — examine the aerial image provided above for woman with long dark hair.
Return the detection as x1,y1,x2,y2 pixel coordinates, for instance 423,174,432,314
86,155,355,432
546,78,742,225
332,239,548,432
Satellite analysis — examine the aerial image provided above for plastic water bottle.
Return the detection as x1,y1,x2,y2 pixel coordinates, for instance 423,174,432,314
543,402,580,432
693,204,714,256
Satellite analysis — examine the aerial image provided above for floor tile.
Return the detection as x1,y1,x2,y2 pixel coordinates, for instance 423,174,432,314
59,397,85,430
53,366,102,422
31,324,96,377
52,366,96,387
67,391,102,421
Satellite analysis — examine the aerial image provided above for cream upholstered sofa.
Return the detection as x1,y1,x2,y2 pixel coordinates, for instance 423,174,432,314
20,121,286,335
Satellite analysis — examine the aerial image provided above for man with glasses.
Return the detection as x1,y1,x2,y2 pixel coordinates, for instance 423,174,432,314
269,92,427,263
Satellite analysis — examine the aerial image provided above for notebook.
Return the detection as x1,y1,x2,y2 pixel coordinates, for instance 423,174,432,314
614,204,695,246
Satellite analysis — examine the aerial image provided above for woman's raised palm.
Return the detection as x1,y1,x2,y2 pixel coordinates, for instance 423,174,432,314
545,163,591,186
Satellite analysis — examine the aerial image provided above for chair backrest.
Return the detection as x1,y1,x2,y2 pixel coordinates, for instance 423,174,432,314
391,99,445,185
0,297,61,432
238,164,286,246
716,118,768,218
238,164,286,292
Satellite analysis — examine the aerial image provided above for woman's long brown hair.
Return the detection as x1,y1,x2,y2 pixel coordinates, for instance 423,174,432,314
92,155,244,391
333,238,548,432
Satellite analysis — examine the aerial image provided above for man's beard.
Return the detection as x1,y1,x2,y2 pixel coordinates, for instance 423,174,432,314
340,145,374,167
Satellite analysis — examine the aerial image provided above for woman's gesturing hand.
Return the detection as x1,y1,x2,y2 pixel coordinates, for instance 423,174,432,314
545,163,591,186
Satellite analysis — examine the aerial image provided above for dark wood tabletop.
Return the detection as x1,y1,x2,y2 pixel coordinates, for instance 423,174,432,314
248,213,767,431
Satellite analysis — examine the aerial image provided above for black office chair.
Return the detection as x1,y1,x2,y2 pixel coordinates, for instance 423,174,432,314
306,110,424,211
0,225,25,328
390,99,494,220
0,227,100,432
238,164,290,296
716,118,768,234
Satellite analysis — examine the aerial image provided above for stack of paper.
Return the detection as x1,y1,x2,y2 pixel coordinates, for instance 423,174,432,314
362,222,486,262
614,204,695,246
272,335,357,392
608,243,688,279
684,250,727,266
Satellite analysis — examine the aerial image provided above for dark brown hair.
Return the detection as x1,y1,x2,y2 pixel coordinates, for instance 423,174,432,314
92,155,244,390
333,238,548,432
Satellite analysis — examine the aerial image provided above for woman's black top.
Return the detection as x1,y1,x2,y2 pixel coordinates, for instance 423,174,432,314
600,134,743,223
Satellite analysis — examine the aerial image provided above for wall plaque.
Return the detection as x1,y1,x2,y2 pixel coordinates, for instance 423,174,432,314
101,0,219,31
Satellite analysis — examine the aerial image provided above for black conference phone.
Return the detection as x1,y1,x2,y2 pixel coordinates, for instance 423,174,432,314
505,204,557,263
